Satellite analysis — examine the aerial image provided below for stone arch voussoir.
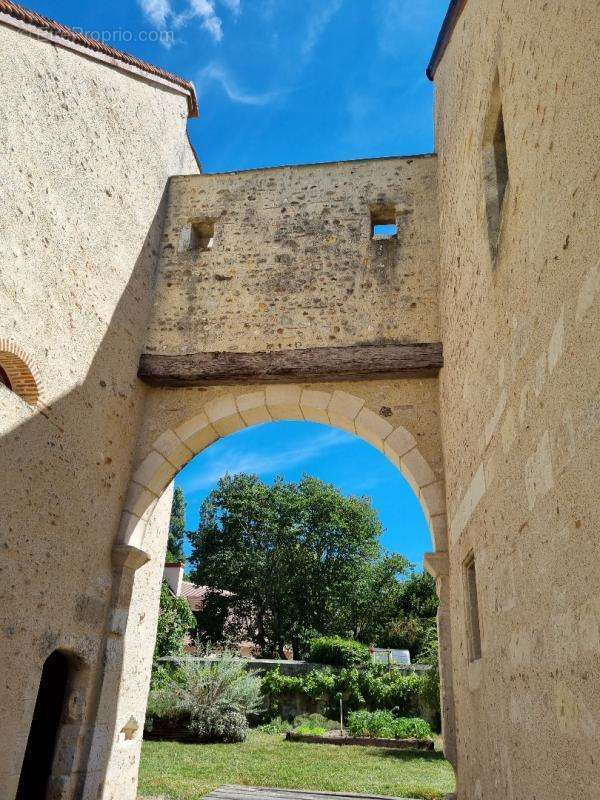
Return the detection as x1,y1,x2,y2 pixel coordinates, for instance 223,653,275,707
118,387,447,556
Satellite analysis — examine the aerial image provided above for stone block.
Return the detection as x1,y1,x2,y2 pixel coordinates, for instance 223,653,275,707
355,406,394,449
236,391,271,426
132,451,176,495
151,430,193,469
266,385,303,420
385,425,417,458
400,446,436,488
174,413,219,453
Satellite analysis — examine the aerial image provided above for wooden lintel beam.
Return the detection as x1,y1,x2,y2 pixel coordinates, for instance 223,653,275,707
138,341,443,388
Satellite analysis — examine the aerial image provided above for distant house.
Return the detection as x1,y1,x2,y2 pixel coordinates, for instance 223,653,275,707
162,562,256,656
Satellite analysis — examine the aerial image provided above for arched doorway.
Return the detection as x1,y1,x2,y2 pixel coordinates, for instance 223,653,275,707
92,383,456,799
17,650,70,799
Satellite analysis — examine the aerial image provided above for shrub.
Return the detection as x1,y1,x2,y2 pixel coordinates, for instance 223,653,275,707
348,709,397,738
293,713,339,732
261,664,427,719
347,710,432,740
147,652,263,742
360,665,424,716
154,579,196,660
309,636,370,667
393,716,433,740
258,716,291,734
295,724,327,735
416,627,441,723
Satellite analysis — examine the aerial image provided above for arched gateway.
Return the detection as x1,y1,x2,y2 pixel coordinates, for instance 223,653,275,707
80,154,456,798
6,2,599,798
93,382,456,799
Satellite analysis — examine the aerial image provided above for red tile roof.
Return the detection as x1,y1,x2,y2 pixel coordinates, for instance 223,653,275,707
0,0,198,116
180,581,232,611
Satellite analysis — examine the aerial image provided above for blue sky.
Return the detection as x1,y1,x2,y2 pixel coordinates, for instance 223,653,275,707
177,422,432,568
34,0,449,172
35,0,448,565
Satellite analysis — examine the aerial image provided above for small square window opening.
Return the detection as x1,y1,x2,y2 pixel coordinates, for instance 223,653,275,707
190,220,215,251
370,206,398,240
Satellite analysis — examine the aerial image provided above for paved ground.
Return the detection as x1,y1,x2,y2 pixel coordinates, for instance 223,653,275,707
203,786,418,800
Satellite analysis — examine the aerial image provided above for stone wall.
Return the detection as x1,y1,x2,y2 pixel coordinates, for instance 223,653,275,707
0,18,198,799
434,1,600,798
144,156,440,355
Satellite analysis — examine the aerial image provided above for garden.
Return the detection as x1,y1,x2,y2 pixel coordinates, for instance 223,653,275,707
141,476,455,799
140,645,455,800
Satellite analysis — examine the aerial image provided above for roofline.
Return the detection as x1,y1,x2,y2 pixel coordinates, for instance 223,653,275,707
0,1,199,117
171,152,437,179
426,0,469,81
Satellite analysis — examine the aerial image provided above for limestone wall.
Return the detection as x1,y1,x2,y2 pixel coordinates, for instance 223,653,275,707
144,156,440,355
434,1,600,797
0,19,198,799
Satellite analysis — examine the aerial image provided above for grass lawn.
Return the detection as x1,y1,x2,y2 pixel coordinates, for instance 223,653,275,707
138,732,455,800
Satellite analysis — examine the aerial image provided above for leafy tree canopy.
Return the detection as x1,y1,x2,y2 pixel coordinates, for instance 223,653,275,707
188,473,437,660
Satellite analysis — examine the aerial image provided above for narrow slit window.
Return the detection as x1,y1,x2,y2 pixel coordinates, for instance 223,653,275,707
190,219,215,251
370,206,397,240
482,72,509,263
464,552,482,662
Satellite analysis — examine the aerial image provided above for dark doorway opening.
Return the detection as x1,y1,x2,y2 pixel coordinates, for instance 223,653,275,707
17,650,70,799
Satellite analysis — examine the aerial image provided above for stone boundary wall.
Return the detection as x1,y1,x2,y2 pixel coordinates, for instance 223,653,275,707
159,656,432,676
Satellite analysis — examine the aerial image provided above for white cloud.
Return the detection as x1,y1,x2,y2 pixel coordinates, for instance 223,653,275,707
138,0,172,27
221,0,242,15
301,0,343,60
138,0,240,43
199,62,280,105
183,427,351,492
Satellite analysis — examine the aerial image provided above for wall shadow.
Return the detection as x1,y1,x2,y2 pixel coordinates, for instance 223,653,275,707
0,189,170,796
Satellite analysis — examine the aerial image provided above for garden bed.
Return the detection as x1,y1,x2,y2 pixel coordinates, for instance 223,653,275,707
285,732,434,750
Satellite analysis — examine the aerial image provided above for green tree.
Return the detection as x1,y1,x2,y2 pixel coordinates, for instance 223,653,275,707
154,579,196,660
346,554,411,643
188,473,382,659
167,486,187,563
396,570,438,619
379,570,439,657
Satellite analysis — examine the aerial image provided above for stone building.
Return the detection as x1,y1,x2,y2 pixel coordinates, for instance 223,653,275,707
0,1,598,799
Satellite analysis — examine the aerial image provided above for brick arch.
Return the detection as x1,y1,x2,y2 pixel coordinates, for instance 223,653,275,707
117,386,447,556
0,339,41,406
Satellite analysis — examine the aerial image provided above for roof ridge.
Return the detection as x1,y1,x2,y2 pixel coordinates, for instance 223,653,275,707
0,0,198,116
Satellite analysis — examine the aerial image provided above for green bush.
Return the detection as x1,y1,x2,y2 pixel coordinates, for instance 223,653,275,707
348,709,396,738
309,636,370,667
154,580,196,660
147,652,263,742
258,716,291,734
393,716,433,740
295,724,328,735
261,663,428,719
293,713,339,732
360,666,423,716
347,710,432,740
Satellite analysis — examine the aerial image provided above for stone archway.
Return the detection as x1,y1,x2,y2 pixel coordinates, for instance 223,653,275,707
119,387,447,554
91,383,455,800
